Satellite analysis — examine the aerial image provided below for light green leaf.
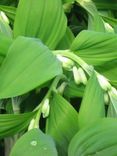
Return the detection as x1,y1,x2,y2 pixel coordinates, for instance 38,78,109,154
0,36,62,99
78,73,105,128
10,128,58,156
46,93,78,156
71,30,117,66
13,0,67,49
0,111,35,139
68,118,117,156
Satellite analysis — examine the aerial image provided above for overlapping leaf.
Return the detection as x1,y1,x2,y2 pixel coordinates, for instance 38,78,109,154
13,0,67,49
46,93,78,156
78,73,105,128
10,128,58,156
0,36,62,98
0,111,35,139
71,30,117,66
68,118,117,156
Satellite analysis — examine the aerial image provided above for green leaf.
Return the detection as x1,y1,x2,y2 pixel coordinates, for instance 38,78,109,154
13,0,67,49
0,36,62,99
10,128,58,156
78,73,105,128
0,33,12,65
0,111,35,139
71,30,117,66
68,118,117,156
76,0,105,32
46,93,78,156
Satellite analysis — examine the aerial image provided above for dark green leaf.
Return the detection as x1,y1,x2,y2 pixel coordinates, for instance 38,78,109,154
0,111,35,139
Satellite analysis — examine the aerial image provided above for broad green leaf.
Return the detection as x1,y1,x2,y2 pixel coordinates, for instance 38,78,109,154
0,33,12,65
0,111,35,139
68,118,117,156
46,93,78,156
10,128,58,156
0,11,12,37
76,0,105,32
13,0,67,49
78,73,105,128
0,5,16,24
71,30,117,66
56,27,75,50
0,36,62,99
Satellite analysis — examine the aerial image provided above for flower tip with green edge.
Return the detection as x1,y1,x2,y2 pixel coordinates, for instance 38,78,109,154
41,98,50,118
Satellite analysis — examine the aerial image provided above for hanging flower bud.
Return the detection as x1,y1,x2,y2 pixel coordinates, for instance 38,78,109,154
57,54,74,70
77,67,87,85
41,99,50,118
72,66,81,85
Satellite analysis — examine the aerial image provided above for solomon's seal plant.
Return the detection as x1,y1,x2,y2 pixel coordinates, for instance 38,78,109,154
0,0,117,156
